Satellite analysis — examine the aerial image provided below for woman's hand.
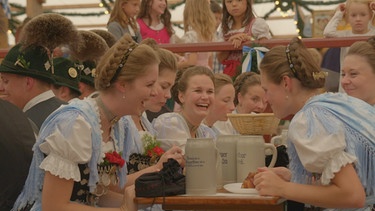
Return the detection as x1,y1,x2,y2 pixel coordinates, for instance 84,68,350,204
155,145,185,170
253,167,289,197
121,185,137,211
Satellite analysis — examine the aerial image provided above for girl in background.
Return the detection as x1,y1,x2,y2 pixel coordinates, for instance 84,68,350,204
233,72,267,114
137,0,174,44
107,0,142,42
323,0,375,92
218,0,272,78
176,0,217,69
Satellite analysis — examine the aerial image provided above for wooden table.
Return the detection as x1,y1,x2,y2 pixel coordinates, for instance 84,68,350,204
134,189,286,211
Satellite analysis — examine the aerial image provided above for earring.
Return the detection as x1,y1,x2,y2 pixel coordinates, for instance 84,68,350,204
122,94,126,99
285,95,289,100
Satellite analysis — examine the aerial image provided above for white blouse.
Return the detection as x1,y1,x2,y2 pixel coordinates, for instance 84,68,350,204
289,109,357,185
39,115,116,182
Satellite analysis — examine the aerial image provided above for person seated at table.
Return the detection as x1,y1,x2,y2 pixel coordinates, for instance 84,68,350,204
253,36,375,210
341,36,375,107
233,72,267,114
153,66,216,152
12,34,160,211
51,57,82,102
123,38,184,178
202,73,237,135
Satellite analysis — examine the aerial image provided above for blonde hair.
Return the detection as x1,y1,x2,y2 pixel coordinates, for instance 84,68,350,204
259,37,325,89
183,0,216,42
95,34,160,90
344,0,375,27
107,0,138,32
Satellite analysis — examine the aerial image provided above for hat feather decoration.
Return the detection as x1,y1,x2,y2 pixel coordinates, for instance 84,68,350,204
20,13,80,52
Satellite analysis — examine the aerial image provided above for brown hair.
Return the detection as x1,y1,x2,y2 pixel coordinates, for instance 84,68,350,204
95,34,159,90
214,73,233,94
259,37,325,89
140,38,177,75
171,66,215,105
233,72,261,105
221,0,254,35
137,0,174,37
210,0,222,14
107,0,138,32
346,36,375,74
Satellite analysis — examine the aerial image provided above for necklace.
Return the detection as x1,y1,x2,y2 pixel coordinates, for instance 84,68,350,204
180,113,199,135
96,97,119,125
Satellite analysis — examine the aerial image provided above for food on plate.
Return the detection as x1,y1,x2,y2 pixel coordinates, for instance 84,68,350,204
241,172,257,188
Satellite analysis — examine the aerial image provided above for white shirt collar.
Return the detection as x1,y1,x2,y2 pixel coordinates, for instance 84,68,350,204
23,90,55,112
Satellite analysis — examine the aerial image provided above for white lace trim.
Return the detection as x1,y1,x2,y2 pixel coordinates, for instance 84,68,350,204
39,153,81,182
321,151,357,185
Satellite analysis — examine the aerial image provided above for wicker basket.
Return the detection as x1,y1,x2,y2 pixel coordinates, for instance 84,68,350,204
227,113,280,135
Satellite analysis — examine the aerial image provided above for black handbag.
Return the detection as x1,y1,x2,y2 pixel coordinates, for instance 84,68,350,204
135,158,186,197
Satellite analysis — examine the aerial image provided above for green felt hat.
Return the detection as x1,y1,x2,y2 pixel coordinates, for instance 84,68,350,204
0,44,55,83
77,60,96,87
53,57,81,94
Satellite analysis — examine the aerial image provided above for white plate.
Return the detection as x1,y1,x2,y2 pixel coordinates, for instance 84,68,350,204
223,183,258,194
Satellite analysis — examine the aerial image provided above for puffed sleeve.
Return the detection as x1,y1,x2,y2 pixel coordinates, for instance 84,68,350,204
39,115,92,182
153,113,190,139
251,18,272,40
323,10,344,38
289,108,357,185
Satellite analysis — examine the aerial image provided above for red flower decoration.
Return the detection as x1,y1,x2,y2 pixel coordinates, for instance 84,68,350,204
104,151,125,168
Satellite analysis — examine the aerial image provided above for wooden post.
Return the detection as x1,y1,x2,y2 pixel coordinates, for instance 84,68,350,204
0,4,9,48
26,0,44,18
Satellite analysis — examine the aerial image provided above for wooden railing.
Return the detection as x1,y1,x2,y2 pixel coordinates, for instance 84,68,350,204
0,36,371,59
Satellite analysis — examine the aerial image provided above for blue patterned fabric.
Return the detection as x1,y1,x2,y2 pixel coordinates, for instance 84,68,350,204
12,98,133,210
287,93,375,210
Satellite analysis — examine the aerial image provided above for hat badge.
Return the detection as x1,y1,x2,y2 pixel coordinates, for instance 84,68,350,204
68,67,78,78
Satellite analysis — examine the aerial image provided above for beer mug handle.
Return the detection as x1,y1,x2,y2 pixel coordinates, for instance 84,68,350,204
264,143,278,168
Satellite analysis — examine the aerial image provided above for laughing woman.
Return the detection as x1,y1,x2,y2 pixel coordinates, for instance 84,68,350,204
341,36,375,107
153,66,216,152
12,34,159,211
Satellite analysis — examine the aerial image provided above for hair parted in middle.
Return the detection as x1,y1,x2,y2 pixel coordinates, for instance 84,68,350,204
171,66,215,105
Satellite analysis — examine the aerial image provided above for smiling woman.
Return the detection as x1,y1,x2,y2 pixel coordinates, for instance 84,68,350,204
153,66,216,152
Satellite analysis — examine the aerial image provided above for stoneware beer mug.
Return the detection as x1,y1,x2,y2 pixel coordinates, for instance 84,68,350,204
216,135,239,185
185,138,218,195
236,135,278,182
